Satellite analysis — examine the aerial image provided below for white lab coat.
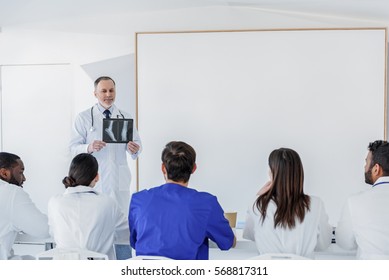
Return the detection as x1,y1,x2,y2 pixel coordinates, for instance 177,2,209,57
0,179,49,259
243,195,332,259
48,186,129,260
69,104,142,212
336,176,389,259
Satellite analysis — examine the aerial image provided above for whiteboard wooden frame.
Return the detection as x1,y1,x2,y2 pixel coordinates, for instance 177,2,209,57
135,28,387,224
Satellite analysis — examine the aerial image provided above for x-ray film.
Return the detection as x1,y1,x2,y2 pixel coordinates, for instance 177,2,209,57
102,118,133,143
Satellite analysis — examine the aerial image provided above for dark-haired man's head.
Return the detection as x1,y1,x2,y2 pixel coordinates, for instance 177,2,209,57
0,152,26,187
365,140,389,185
161,141,196,185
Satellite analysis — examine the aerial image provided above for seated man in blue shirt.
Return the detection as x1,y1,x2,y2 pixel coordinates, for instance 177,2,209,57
129,141,236,259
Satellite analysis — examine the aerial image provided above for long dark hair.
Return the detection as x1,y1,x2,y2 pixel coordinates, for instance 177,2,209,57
255,148,310,229
62,153,98,188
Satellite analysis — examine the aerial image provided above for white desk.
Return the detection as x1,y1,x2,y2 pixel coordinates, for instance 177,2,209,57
314,244,356,260
14,230,357,260
14,233,55,251
209,238,258,260
209,229,357,260
210,242,356,260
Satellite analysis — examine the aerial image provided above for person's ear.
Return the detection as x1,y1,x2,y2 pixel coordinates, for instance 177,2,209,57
191,163,197,174
373,163,383,177
0,168,11,181
94,173,100,183
161,163,168,181
161,163,167,175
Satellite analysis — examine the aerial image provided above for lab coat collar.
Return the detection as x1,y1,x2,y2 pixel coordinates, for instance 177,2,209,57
96,103,115,115
372,176,389,188
0,178,8,185
64,185,99,195
0,178,20,188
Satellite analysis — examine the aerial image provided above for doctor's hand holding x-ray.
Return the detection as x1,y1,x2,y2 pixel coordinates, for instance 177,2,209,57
88,138,140,154
69,76,142,213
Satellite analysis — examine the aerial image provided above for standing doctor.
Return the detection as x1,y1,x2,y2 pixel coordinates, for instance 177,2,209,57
69,76,142,213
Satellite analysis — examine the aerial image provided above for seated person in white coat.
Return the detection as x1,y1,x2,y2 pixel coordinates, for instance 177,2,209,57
48,153,129,260
0,152,49,260
243,148,332,259
337,140,389,259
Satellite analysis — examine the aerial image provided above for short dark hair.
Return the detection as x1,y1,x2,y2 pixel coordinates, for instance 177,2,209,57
368,140,389,175
94,76,115,90
63,153,98,188
0,152,20,170
161,141,196,183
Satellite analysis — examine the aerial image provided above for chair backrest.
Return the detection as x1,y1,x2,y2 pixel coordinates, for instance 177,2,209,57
129,255,173,260
36,248,108,260
249,253,309,260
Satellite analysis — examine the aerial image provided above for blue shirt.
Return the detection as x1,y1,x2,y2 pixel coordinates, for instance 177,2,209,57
129,183,234,259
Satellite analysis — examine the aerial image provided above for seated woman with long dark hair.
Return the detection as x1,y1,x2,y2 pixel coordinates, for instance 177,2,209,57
243,148,332,258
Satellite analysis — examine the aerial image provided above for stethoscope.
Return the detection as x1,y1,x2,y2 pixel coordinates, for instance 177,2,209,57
89,105,125,132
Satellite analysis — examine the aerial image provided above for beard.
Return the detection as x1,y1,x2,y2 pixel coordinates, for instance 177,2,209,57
364,168,374,185
8,174,23,187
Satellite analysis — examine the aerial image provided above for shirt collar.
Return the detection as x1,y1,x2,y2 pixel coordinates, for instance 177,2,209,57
372,176,389,188
64,185,99,195
96,103,114,114
164,182,188,188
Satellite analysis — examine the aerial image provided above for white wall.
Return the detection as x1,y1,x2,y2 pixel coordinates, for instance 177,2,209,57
0,5,388,216
136,29,387,225
1,65,72,212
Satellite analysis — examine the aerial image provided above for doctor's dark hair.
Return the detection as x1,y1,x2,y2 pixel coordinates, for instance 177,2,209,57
94,76,116,89
368,140,389,175
0,152,20,170
161,141,196,183
63,153,98,188
254,148,310,229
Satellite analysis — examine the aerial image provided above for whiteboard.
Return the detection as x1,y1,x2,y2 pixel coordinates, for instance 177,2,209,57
136,29,387,225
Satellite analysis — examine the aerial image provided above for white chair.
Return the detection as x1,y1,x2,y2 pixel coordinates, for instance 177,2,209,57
129,255,173,260
249,253,309,260
36,247,108,260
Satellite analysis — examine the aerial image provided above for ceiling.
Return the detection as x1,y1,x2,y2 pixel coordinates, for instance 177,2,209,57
0,0,388,33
